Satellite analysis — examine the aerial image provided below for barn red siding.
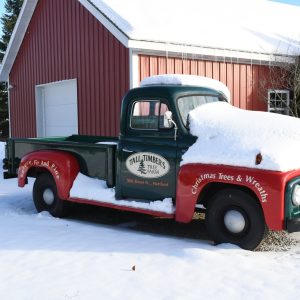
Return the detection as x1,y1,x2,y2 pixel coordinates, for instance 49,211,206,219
139,55,269,111
9,0,129,138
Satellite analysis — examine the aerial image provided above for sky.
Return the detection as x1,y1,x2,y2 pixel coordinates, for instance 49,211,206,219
0,0,299,35
0,1,4,34
272,0,300,4
0,1,4,16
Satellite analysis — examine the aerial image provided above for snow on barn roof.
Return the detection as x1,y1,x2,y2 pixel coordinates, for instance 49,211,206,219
140,74,231,102
87,0,300,56
1,0,300,81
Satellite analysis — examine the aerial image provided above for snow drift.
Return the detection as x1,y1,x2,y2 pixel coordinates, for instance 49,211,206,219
181,102,300,172
70,173,175,214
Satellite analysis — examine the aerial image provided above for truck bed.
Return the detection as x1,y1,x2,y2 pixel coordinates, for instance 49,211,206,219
4,135,118,187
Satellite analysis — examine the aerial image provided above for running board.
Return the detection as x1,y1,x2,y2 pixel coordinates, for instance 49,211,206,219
67,197,175,218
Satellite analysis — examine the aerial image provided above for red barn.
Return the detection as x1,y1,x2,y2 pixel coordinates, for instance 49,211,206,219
0,0,300,138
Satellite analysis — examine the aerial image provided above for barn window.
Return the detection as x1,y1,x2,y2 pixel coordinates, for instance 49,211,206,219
131,100,170,130
268,90,290,115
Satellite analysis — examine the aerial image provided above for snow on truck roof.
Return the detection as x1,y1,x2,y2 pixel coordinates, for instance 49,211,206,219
181,102,300,172
140,75,231,102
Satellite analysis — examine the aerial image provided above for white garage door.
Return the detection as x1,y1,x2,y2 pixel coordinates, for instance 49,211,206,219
36,80,78,137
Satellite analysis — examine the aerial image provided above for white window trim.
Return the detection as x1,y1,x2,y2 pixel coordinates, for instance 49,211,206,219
267,89,290,115
7,79,12,137
129,50,139,89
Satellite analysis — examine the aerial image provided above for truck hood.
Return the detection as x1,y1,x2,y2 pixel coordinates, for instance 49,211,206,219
181,102,300,172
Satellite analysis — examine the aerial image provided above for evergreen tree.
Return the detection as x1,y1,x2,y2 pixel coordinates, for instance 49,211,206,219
0,0,23,138
137,160,147,175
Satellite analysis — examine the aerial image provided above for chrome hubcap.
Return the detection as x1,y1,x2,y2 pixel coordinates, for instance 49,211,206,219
224,210,246,234
43,188,55,205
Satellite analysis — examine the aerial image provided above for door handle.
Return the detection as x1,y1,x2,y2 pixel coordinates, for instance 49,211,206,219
123,149,134,153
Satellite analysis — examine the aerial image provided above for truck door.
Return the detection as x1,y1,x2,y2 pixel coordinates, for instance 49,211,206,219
118,99,178,200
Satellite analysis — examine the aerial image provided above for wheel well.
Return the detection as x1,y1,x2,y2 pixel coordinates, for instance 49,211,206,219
27,167,51,179
198,182,262,211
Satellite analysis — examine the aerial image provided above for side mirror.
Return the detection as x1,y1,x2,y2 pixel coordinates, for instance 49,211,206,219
163,111,178,141
164,111,173,120
164,111,173,128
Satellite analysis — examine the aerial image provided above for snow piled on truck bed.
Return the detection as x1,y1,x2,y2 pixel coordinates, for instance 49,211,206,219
181,102,300,172
70,173,175,214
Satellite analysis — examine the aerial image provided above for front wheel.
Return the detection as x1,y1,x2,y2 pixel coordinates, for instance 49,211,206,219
33,173,68,218
205,189,267,250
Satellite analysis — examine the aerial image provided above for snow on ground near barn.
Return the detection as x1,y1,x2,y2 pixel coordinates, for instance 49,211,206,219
182,102,300,172
2,142,300,300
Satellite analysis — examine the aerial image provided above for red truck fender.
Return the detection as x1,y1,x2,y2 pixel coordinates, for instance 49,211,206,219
18,150,80,200
175,163,297,231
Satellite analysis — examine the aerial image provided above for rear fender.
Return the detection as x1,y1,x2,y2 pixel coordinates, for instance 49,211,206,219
18,150,80,199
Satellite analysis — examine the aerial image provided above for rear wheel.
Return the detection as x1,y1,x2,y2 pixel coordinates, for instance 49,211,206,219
205,189,267,250
33,173,68,217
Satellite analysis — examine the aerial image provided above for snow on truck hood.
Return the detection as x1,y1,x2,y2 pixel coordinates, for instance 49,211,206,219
181,102,300,172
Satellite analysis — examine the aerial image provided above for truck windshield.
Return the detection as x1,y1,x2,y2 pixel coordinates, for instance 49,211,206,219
178,95,220,126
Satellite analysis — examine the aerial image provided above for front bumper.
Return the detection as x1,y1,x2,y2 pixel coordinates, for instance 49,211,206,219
285,176,300,232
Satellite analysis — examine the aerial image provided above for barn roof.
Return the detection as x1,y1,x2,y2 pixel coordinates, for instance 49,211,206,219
89,0,300,55
1,0,300,81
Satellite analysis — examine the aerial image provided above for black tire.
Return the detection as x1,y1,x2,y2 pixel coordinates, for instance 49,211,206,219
33,172,68,218
205,189,267,250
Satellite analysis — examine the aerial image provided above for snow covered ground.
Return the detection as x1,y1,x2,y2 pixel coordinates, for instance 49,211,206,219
2,142,300,300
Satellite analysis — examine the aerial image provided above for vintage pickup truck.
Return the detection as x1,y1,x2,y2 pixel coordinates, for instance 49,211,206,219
3,75,300,250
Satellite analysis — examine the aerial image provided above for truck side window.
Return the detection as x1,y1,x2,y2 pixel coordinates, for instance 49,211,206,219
131,101,170,130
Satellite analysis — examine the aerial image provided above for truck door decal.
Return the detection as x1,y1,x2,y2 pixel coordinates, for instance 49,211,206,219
126,152,170,179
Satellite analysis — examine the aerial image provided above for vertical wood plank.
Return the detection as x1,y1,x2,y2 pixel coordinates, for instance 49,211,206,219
233,64,240,107
158,57,167,74
212,62,220,81
246,65,253,110
205,61,213,78
226,62,234,104
149,56,158,76
219,62,227,87
175,58,183,74
182,60,190,74
240,64,247,109
166,57,175,74
191,60,197,75
197,61,206,76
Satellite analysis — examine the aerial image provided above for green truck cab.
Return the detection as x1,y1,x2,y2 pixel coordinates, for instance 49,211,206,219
4,75,300,250
116,84,224,200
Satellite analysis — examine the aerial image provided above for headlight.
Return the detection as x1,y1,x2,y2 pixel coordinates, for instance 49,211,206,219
292,185,300,206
